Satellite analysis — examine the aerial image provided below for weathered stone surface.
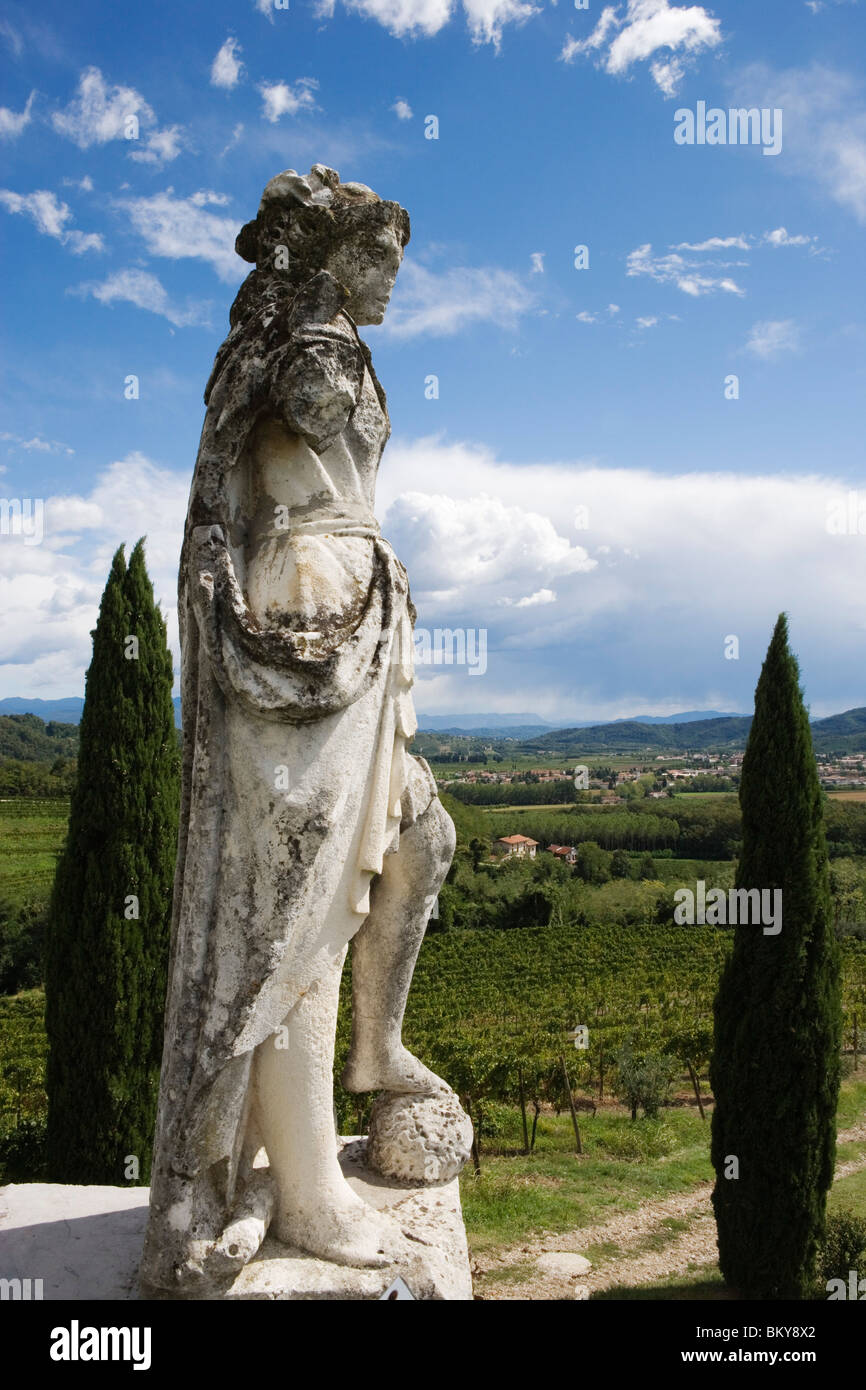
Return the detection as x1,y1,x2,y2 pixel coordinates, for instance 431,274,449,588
0,1141,472,1301
138,167,470,1296
367,1091,474,1185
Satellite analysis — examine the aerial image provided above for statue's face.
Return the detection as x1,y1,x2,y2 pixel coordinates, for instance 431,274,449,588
325,223,404,326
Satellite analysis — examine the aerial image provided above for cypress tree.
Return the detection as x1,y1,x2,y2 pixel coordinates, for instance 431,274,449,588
45,540,180,1183
710,614,842,1298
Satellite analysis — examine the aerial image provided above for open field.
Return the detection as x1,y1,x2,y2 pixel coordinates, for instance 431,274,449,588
0,799,68,911
467,1077,866,1300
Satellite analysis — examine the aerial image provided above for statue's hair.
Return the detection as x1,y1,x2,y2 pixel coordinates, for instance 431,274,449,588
235,164,410,283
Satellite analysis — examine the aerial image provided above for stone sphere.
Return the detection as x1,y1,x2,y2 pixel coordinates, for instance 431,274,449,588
366,1090,473,1185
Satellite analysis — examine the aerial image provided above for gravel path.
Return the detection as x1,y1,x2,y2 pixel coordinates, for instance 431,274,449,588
475,1120,866,1300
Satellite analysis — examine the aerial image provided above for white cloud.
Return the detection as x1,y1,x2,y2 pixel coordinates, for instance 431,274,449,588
501,587,558,608
0,90,34,139
762,226,814,248
51,66,155,148
0,20,24,56
627,242,745,296
117,190,243,282
212,37,244,89
319,0,539,44
72,269,211,328
530,251,545,274
744,319,801,359
128,125,184,166
392,99,413,120
372,437,866,719
675,234,749,251
259,78,319,122
381,259,535,338
221,123,245,157
0,188,104,254
62,174,95,192
462,0,540,48
576,310,599,323
0,432,74,455
384,489,594,606
562,0,722,95
729,63,866,224
338,0,454,36
0,454,187,695
4,440,865,718
608,303,620,314
636,315,659,328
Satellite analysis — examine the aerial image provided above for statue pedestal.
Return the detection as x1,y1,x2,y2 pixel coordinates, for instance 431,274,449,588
219,1139,472,1301
0,1139,473,1302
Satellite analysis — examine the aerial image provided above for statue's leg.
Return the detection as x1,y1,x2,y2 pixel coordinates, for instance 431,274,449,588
342,794,456,1095
253,949,402,1267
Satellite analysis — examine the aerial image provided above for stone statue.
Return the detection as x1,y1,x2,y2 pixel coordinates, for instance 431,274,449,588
139,166,470,1297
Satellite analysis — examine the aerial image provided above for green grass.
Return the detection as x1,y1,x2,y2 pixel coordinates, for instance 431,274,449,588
829,1167,866,1220
460,1106,713,1253
0,800,67,911
461,1074,866,1261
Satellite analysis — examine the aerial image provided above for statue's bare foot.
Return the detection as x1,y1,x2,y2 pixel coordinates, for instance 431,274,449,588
342,1042,450,1096
271,1188,404,1269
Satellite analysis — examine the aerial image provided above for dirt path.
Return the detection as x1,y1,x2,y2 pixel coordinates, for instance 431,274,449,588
475,1121,866,1300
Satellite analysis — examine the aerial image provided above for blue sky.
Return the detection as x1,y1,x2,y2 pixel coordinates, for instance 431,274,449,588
1,0,865,722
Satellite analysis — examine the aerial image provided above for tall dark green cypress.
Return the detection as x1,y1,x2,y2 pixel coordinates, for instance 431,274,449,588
710,614,842,1298
45,540,180,1183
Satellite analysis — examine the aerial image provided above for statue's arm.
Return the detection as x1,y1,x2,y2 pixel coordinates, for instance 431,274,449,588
271,271,366,453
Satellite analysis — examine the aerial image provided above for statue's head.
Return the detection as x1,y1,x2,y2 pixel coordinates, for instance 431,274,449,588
236,165,410,325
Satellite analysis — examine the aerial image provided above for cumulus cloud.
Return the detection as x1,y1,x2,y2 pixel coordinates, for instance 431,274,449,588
392,99,413,120
3,440,864,718
51,66,155,147
744,319,801,359
50,66,183,167
562,0,722,96
71,269,212,328
259,78,319,122
128,125,184,166
0,454,187,695
462,0,540,47
626,242,745,296
117,189,243,282
212,37,244,89
317,0,539,44
530,251,545,274
373,437,866,719
0,188,104,254
0,90,34,139
728,63,866,224
381,259,535,337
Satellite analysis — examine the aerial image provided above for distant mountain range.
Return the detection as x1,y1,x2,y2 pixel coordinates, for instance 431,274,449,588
520,708,866,756
0,696,183,729
2,699,864,755
414,709,745,736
